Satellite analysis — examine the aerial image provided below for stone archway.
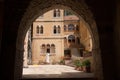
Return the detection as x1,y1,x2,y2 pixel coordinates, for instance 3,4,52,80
15,0,103,80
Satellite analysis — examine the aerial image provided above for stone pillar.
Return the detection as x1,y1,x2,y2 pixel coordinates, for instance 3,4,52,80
92,48,103,80
14,48,24,80
0,1,3,53
28,27,32,64
115,0,120,79
66,36,69,47
23,31,28,67
62,38,64,57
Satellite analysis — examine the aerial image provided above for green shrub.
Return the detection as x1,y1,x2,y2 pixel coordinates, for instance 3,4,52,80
74,60,82,67
82,59,91,67
59,59,65,64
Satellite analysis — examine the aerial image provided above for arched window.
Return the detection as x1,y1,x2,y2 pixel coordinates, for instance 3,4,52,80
58,25,60,33
68,35,75,43
46,44,50,53
41,44,45,53
36,25,39,34
42,44,45,48
47,44,50,48
40,25,43,34
64,37,67,47
57,9,60,17
68,24,75,31
51,44,55,53
53,26,57,34
53,9,60,17
64,25,67,31
53,9,56,17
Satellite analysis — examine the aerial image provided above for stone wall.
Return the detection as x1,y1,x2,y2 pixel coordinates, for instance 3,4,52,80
0,0,3,55
114,0,120,79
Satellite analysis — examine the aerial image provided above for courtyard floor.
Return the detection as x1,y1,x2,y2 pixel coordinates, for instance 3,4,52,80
22,65,94,79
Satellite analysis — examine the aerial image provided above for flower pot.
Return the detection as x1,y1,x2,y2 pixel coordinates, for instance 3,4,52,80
75,66,79,70
86,66,91,72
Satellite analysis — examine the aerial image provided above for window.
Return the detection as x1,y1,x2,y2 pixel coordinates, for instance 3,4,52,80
42,44,45,48
51,44,55,53
53,25,60,34
41,44,45,53
53,9,60,17
68,35,75,43
57,9,60,17
36,25,43,34
68,24,75,31
40,44,56,54
54,26,57,34
53,9,56,17
47,49,50,53
58,25,60,33
64,37,67,47
36,25,39,34
46,44,50,53
40,26,43,34
64,25,67,31
47,44,50,48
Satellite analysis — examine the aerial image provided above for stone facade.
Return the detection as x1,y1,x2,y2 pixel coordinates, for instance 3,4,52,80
25,9,93,64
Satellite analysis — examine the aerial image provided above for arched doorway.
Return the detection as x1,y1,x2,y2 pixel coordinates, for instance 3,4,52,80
15,0,103,80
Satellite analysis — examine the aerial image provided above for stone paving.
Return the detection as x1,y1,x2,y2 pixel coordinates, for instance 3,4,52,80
22,65,94,78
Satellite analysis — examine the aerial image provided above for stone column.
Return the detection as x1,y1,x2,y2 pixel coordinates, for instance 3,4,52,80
92,48,103,80
115,1,120,79
66,36,69,47
28,27,32,64
62,38,64,57
23,32,28,68
14,48,24,80
0,1,3,53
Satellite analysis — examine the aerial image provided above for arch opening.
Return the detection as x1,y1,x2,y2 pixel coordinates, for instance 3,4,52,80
15,0,103,80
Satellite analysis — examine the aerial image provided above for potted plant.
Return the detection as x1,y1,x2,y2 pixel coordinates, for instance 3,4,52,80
82,59,91,72
74,60,83,71
59,59,65,65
